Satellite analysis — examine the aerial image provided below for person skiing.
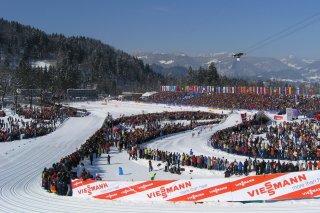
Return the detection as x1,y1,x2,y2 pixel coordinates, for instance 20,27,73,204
94,173,102,180
189,149,193,157
150,172,156,180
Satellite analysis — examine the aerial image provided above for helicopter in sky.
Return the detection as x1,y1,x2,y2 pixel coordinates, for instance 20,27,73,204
232,52,245,59
232,52,245,61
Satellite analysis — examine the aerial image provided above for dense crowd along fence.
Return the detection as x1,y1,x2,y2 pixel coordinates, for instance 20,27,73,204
209,118,320,162
160,85,316,96
41,111,226,196
1,105,89,142
41,109,320,202
144,92,320,114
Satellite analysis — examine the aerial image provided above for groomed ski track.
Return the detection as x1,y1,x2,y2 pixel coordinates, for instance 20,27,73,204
0,101,320,213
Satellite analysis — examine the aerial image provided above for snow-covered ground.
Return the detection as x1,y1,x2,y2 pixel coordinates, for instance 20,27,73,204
0,101,320,213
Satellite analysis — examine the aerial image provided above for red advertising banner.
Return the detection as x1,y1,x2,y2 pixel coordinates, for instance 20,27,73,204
274,115,284,120
72,171,320,202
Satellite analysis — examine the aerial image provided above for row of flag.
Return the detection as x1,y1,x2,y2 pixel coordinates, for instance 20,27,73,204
159,85,312,96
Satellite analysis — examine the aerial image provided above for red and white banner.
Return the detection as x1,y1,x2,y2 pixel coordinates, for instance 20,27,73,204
72,170,320,202
274,115,284,120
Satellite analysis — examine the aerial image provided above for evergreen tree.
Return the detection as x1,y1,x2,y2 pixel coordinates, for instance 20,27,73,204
206,63,219,84
197,66,206,85
186,66,194,84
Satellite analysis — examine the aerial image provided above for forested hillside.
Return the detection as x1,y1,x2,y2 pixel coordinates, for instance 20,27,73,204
0,18,165,95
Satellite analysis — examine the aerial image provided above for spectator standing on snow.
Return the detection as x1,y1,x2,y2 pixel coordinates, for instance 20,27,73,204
149,159,153,172
107,154,111,165
248,157,252,173
238,161,243,176
244,159,248,176
89,149,94,165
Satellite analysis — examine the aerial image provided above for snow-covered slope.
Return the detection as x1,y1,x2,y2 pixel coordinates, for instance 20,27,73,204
0,101,320,213
159,60,174,65
133,52,319,81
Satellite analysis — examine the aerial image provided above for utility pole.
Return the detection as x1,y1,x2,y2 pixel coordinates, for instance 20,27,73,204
15,83,21,114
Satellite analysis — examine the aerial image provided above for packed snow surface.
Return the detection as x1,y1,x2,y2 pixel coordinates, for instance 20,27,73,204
0,101,320,213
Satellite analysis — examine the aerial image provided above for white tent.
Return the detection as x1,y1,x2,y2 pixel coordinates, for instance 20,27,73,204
141,91,158,98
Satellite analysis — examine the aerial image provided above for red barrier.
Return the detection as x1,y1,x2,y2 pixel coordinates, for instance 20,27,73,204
72,170,320,202
274,115,284,120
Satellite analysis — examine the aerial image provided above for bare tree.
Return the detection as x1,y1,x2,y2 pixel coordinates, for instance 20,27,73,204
0,73,11,110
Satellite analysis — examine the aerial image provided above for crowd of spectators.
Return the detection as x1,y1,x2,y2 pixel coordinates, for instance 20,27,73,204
41,108,320,197
209,119,320,161
0,110,5,117
134,146,320,178
113,111,225,129
1,105,87,142
41,111,225,195
145,92,320,113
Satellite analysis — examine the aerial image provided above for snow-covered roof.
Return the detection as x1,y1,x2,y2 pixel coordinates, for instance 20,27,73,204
141,91,158,97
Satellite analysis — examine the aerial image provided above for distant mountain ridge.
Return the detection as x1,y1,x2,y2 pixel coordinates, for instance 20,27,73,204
133,52,320,82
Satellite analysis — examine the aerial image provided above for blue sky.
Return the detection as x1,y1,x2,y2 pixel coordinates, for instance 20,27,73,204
1,0,320,59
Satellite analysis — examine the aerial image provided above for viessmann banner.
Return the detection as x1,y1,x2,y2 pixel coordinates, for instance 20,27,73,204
72,170,320,202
